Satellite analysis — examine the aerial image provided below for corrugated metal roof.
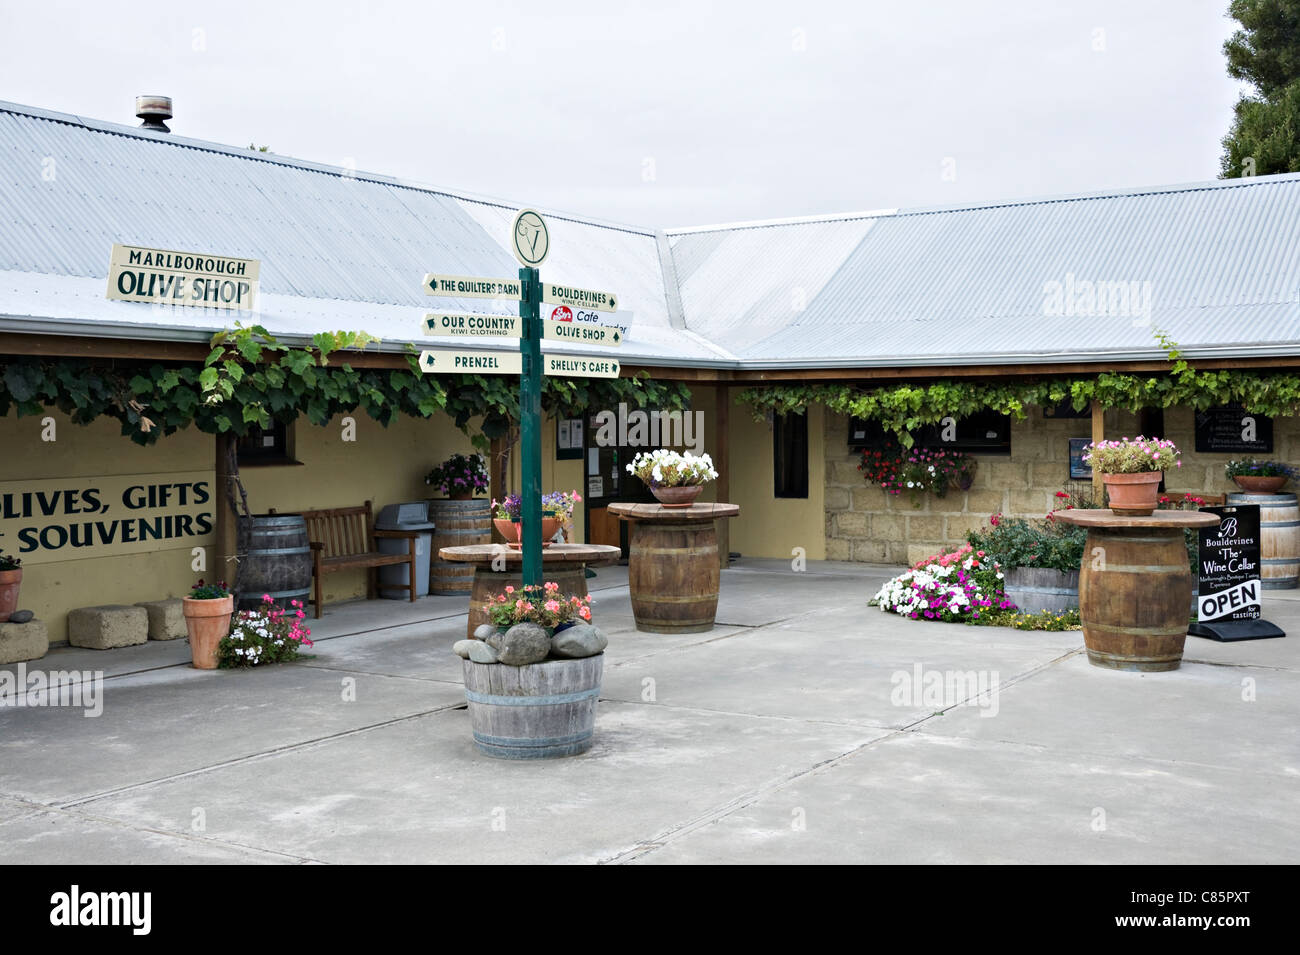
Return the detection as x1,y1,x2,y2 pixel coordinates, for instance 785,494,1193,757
671,176,1300,365
2,99,1299,369
0,101,716,362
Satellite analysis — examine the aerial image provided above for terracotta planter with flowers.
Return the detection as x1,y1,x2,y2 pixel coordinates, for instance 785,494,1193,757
1083,436,1182,518
183,581,234,670
0,567,22,623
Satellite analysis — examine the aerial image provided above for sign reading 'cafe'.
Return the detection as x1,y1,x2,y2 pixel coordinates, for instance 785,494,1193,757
106,243,260,310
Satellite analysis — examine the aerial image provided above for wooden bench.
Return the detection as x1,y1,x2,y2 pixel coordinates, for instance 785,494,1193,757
272,502,419,618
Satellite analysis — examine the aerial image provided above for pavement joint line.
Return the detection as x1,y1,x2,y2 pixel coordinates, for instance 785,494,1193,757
1,799,322,864
594,694,904,730
601,645,1086,863
294,661,469,685
1181,657,1292,671
54,702,468,810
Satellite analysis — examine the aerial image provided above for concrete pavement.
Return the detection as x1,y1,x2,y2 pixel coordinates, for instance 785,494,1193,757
1,559,1296,864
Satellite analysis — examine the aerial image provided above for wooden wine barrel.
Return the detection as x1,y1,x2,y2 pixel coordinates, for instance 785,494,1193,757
236,514,312,611
462,655,603,759
466,565,588,638
1077,526,1192,671
628,520,721,633
429,498,491,595
1226,492,1299,589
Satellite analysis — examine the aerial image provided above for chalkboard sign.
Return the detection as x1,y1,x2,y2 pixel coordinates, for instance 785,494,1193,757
1196,504,1262,622
1194,404,1272,454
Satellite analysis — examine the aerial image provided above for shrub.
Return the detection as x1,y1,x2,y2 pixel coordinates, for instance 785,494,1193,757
871,548,1014,623
218,596,313,667
966,514,1087,573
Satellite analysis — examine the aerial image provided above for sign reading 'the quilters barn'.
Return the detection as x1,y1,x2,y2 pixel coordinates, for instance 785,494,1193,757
0,471,215,565
106,244,260,310
1196,504,1262,622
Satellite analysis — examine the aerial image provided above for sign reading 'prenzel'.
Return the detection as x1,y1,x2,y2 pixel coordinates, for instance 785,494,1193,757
419,350,524,374
106,245,259,310
0,470,216,566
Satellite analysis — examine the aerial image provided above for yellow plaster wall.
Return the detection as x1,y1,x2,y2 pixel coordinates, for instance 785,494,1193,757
726,403,826,560
0,411,212,641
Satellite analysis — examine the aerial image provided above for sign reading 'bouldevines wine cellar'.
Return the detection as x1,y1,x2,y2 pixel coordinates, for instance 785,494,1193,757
0,471,216,565
106,244,259,310
1196,504,1262,622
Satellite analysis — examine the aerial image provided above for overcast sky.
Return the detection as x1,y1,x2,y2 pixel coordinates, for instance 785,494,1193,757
0,1,1246,228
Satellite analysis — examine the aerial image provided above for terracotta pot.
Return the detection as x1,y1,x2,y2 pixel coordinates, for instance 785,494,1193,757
183,595,234,670
1233,475,1288,493
541,517,561,541
1102,471,1163,516
0,568,21,623
651,485,703,508
494,519,520,543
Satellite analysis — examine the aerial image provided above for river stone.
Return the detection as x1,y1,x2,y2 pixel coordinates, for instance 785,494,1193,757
492,622,551,666
7,610,35,625
473,623,498,641
550,624,608,658
452,640,476,659
467,641,500,664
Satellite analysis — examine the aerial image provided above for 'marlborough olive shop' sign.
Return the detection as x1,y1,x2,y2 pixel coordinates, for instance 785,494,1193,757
0,471,215,565
106,244,260,310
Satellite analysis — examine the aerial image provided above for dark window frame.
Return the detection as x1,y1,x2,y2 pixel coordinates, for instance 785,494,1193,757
236,419,300,467
773,411,809,499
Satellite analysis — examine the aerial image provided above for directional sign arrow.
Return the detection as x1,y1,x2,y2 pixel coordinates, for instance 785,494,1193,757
424,312,523,339
542,318,623,348
542,354,621,379
424,273,524,301
542,282,618,313
419,349,523,375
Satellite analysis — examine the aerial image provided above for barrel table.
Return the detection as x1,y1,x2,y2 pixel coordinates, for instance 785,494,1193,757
608,502,740,633
1054,509,1217,671
437,543,622,639
1226,492,1300,589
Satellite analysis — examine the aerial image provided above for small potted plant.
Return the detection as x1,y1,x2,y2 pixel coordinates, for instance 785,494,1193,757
1081,436,1181,516
456,582,605,759
183,579,235,670
218,595,313,668
626,449,719,507
492,493,564,547
1225,459,1296,494
0,549,22,623
425,453,489,501
542,490,582,541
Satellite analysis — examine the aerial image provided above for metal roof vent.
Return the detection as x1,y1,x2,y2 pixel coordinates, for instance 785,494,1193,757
135,95,173,132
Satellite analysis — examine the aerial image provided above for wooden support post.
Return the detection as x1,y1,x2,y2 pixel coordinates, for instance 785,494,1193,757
214,434,239,587
1091,399,1105,506
715,384,730,569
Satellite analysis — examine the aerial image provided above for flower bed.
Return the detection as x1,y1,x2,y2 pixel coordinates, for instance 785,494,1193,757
217,596,313,668
870,546,1013,623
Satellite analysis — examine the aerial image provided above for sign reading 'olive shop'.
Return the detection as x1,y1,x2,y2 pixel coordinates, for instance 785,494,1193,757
105,244,260,310
0,471,215,565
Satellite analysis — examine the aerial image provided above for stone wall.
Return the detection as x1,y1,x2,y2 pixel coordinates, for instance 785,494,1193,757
824,404,1299,567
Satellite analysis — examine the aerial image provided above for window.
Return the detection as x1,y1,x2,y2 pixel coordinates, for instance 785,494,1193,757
774,412,809,498
236,420,296,466
917,409,1011,455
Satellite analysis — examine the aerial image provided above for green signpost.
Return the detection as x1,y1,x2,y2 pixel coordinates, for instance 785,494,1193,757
421,208,619,590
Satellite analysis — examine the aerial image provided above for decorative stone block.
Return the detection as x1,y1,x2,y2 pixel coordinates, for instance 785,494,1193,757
0,619,49,664
134,599,187,641
67,605,148,650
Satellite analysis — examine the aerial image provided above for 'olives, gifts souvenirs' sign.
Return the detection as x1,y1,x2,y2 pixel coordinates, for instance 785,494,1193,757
1196,504,1262,622
1194,404,1273,454
0,471,215,566
106,244,259,310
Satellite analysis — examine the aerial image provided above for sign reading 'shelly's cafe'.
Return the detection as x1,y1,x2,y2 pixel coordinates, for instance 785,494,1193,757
106,244,260,310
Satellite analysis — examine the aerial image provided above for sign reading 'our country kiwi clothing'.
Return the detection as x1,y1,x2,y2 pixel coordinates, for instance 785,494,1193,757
106,244,260,310
0,471,215,565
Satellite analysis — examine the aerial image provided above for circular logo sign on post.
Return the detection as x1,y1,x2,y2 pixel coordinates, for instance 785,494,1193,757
511,208,550,267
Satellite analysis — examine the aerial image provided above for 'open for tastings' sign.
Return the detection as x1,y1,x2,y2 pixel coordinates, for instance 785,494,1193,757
1196,504,1262,622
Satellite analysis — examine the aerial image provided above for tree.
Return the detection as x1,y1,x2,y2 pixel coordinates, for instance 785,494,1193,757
1220,0,1300,177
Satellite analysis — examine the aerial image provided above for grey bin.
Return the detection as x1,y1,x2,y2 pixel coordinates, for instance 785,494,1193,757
374,502,436,599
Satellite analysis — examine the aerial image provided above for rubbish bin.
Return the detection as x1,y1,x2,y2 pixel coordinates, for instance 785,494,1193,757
375,502,435,599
